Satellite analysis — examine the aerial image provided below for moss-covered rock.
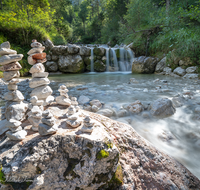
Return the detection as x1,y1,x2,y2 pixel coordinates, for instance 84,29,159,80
94,60,106,72
93,47,105,56
96,149,109,160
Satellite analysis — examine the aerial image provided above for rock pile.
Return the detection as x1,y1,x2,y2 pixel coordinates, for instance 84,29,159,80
56,85,71,106
28,39,53,106
28,105,42,131
38,109,58,136
0,41,28,140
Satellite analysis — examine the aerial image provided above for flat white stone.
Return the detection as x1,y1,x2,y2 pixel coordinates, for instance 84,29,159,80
29,63,45,73
0,54,23,66
6,130,27,140
32,72,49,78
30,85,53,99
0,48,17,56
27,47,45,55
4,90,24,102
29,78,50,88
56,96,71,106
43,95,55,106
3,71,20,81
8,84,17,91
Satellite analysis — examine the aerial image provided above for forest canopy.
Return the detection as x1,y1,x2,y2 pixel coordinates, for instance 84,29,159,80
0,0,200,73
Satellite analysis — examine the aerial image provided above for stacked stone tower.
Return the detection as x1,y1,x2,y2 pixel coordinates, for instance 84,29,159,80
28,40,53,106
0,41,27,140
27,40,54,131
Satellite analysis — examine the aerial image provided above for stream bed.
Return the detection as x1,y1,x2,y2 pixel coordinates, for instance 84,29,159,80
49,72,200,179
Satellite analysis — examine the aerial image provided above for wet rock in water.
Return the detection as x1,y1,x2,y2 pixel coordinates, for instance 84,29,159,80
97,109,114,117
155,57,166,73
163,67,172,75
90,99,102,109
127,100,144,114
129,78,138,84
172,96,186,108
186,66,197,73
116,109,128,118
58,54,85,73
91,105,99,112
183,73,198,79
158,130,177,142
46,61,58,72
173,67,186,76
78,95,90,105
132,56,158,74
149,98,176,118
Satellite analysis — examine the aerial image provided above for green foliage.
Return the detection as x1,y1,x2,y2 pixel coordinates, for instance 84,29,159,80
96,149,109,160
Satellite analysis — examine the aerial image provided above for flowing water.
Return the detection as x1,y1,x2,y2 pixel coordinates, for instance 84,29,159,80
49,72,200,179
90,48,94,72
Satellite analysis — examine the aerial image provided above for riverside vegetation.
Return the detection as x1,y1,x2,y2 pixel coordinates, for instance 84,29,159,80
0,0,200,76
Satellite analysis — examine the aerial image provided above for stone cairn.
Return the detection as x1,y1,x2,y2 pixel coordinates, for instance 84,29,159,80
38,109,58,136
0,41,27,140
55,85,71,106
27,39,54,131
80,116,94,133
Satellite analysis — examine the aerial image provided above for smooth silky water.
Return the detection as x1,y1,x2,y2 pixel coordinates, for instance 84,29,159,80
52,72,200,179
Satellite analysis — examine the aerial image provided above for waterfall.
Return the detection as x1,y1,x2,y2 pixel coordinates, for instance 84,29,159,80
89,45,134,72
106,48,109,72
90,48,94,72
111,48,118,71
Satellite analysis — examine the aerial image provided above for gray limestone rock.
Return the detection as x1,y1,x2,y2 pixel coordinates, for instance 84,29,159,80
56,96,71,106
38,123,58,136
27,47,45,55
29,63,45,74
183,73,198,79
173,67,186,76
132,56,158,74
30,85,53,99
186,66,197,73
1,41,10,49
4,90,24,102
31,42,42,48
93,47,105,56
155,57,166,73
80,46,91,56
5,101,28,121
6,130,27,140
46,61,58,72
58,55,85,73
3,71,20,81
67,44,80,54
0,48,17,56
0,120,10,135
149,98,176,118
0,54,23,66
41,117,56,126
32,72,49,78
78,95,90,105
29,78,50,88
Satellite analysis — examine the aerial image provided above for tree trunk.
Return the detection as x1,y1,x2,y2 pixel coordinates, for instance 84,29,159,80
166,0,170,11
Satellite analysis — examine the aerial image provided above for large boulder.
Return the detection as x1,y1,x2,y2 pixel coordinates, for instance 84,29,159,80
173,67,186,76
49,46,68,55
67,44,80,54
94,60,106,72
93,47,105,56
186,66,197,73
183,73,198,79
155,57,166,73
58,55,85,73
149,98,176,118
83,56,92,66
46,61,58,72
0,108,199,190
132,56,158,74
80,46,91,56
